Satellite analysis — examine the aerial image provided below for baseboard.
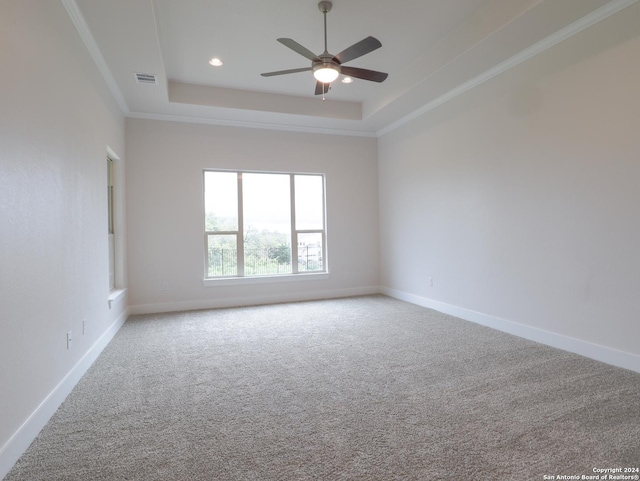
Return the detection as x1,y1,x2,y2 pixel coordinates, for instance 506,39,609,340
381,287,640,374
0,308,129,480
128,286,381,315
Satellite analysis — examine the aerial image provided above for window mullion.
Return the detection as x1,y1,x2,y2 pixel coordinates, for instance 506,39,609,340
290,174,298,274
237,173,245,277
205,230,238,236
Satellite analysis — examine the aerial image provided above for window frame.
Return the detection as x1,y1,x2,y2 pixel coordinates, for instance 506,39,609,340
107,156,115,291
106,146,126,308
203,169,328,284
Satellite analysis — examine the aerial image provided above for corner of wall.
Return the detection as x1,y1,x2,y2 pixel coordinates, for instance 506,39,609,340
0,310,129,480
381,287,640,374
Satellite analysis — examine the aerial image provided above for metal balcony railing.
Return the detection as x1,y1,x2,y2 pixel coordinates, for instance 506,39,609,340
207,246,323,277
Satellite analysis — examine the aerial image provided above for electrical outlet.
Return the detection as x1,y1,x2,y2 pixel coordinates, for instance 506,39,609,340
428,276,434,287
161,282,168,291
67,331,72,350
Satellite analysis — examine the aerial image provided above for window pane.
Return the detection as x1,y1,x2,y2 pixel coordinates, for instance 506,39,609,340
207,234,237,276
204,171,237,231
295,175,324,230
243,173,292,275
298,233,323,272
244,244,292,276
108,234,115,289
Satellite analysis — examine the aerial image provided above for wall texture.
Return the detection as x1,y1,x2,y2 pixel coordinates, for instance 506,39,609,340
125,119,379,312
0,1,127,476
378,4,640,367
3,1,639,477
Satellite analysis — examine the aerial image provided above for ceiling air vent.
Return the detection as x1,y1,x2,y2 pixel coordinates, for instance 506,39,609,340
134,73,158,85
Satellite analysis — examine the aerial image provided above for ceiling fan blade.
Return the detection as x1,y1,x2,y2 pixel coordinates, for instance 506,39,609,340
314,81,329,96
340,66,388,83
261,67,312,77
340,66,389,83
277,38,320,61
333,36,382,64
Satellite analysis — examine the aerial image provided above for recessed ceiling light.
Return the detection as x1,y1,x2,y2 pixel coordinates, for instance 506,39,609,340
341,76,353,84
209,57,223,67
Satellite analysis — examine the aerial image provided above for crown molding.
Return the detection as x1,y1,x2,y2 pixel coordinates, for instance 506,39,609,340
376,0,639,137
126,111,377,138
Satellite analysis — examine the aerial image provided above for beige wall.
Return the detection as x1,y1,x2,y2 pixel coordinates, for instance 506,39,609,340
3,0,640,477
125,119,379,312
378,4,640,363
0,1,126,475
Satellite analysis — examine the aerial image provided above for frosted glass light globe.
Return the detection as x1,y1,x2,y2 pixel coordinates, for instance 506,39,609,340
313,66,339,83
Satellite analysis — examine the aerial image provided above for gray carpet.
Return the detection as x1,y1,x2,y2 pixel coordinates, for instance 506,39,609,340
5,295,640,480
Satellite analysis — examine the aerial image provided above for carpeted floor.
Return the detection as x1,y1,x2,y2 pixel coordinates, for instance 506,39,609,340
5,295,640,480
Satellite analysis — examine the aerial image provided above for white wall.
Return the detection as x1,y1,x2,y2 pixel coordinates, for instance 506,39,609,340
125,119,379,313
378,4,640,370
0,1,127,476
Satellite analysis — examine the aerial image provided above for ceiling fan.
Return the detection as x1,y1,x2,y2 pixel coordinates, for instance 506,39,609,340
261,1,388,96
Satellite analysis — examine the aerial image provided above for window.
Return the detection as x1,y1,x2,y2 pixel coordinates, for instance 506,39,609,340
107,157,115,290
204,170,326,279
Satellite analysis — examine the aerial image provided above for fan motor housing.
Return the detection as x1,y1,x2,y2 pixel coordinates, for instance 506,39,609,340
313,55,341,78
313,53,340,68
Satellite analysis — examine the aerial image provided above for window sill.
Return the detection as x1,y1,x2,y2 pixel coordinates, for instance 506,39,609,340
203,272,329,287
108,288,127,308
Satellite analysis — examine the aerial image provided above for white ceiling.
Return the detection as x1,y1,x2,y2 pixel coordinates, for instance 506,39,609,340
67,0,633,136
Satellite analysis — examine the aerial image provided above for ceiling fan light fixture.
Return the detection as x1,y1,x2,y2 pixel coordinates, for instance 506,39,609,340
313,65,340,83
261,0,388,96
